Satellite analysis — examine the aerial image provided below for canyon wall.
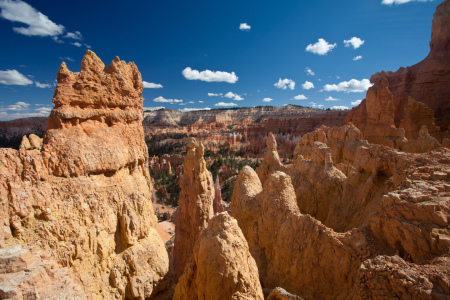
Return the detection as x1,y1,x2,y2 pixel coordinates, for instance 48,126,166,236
346,0,450,131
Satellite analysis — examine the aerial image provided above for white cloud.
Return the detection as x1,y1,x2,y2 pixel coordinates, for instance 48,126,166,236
179,103,186,106
325,96,339,101
274,78,295,90
0,0,65,37
182,67,238,83
239,23,251,31
199,100,204,103
0,102,53,120
71,42,82,47
262,98,273,102
153,96,183,104
309,102,317,108
224,92,243,100
59,56,74,62
331,106,349,110
317,105,324,108
302,81,314,90
35,81,52,88
143,106,165,111
0,69,33,85
351,100,362,106
306,38,337,55
187,101,194,104
143,81,163,89
3,101,30,111
214,102,237,107
291,94,307,100
305,67,315,76
344,37,365,49
179,107,211,112
64,31,82,40
84,44,91,49
208,93,222,96
323,79,372,93
353,56,363,61
382,0,433,5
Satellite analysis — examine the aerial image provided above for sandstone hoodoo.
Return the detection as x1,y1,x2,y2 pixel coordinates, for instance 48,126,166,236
172,138,215,279
173,212,264,300
0,50,169,299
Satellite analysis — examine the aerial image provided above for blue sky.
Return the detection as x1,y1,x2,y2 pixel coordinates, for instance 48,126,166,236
0,0,442,120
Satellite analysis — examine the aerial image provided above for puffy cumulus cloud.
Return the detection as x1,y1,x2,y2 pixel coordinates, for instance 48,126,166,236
5,101,29,111
0,102,53,120
153,96,183,104
305,67,315,76
179,107,211,112
274,78,295,90
305,38,337,55
64,31,82,40
182,67,238,83
351,99,362,106
71,42,82,47
382,0,433,5
0,0,64,37
0,69,33,85
144,106,165,111
325,96,339,101
353,56,363,61
323,79,372,93
208,93,222,96
35,81,52,88
239,23,251,30
317,104,324,108
143,81,163,88
187,101,194,104
344,37,365,49
224,92,244,100
302,81,314,90
198,100,204,103
214,102,237,107
262,98,273,102
331,106,349,110
291,94,307,100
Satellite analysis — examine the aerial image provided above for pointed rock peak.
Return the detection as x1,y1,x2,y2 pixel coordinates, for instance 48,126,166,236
113,56,121,62
56,61,72,82
80,49,105,73
267,132,277,152
195,142,205,158
187,137,197,150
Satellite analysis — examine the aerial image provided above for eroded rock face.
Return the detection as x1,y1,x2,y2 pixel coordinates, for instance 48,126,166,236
42,50,147,178
0,245,86,299
347,0,450,130
173,138,214,279
360,79,406,148
232,158,450,299
256,132,287,184
173,212,264,300
0,51,169,299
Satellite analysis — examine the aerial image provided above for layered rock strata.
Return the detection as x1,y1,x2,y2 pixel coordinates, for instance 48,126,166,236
0,50,169,299
347,0,450,130
173,138,214,279
173,213,264,300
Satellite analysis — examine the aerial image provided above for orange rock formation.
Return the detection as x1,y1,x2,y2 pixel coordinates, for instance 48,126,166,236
173,213,264,300
0,50,169,299
172,138,214,279
347,0,450,131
